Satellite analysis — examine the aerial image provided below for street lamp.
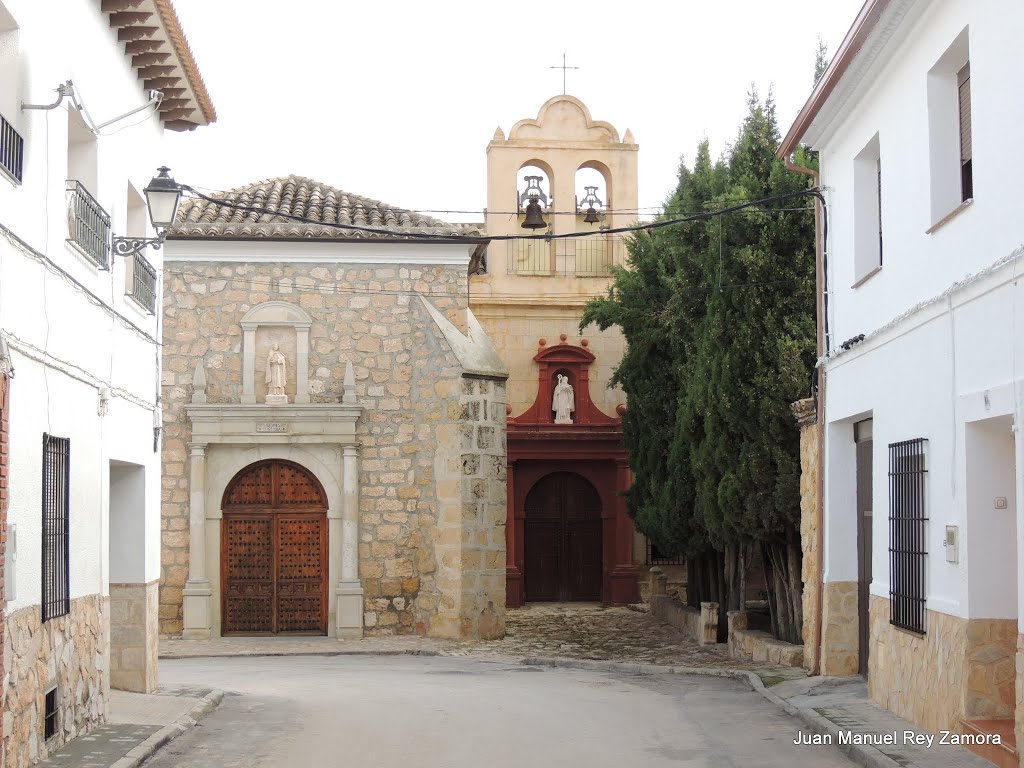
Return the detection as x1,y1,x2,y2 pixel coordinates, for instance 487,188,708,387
112,166,183,257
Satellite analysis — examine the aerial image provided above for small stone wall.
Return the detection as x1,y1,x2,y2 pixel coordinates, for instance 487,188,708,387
109,581,159,693
727,611,804,667
648,568,717,645
3,595,108,768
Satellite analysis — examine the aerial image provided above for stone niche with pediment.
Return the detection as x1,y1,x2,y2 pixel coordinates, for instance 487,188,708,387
240,301,312,404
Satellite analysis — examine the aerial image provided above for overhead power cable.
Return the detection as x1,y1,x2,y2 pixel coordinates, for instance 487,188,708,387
178,186,819,243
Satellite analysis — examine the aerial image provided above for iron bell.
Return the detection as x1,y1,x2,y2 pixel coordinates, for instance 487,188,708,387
521,197,547,229
583,206,600,224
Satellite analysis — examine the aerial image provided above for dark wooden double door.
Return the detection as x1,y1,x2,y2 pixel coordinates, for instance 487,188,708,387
524,472,602,602
221,460,328,635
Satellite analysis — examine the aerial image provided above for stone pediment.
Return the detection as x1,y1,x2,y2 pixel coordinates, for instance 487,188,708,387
507,95,621,144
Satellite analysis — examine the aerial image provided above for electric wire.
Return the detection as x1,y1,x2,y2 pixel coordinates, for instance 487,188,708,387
177,186,820,243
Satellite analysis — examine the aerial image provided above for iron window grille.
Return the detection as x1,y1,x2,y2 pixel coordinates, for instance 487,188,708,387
43,687,58,741
126,249,157,313
646,541,685,566
42,434,70,622
65,181,111,269
0,114,24,184
888,437,928,634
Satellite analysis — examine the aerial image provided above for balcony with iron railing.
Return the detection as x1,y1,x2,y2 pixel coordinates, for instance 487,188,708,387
0,113,24,184
66,180,111,269
504,235,626,276
126,248,158,314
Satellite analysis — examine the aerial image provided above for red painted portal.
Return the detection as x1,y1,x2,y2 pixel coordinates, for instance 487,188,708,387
506,342,638,607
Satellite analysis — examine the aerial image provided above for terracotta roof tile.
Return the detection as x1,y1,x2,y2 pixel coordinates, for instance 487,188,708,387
172,176,479,240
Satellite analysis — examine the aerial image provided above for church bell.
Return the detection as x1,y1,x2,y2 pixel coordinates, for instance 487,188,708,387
521,197,548,229
583,206,600,224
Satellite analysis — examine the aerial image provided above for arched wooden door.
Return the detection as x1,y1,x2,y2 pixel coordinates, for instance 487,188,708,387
524,472,602,601
221,460,328,635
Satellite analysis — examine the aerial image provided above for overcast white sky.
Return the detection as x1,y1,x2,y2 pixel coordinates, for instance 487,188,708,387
164,0,864,223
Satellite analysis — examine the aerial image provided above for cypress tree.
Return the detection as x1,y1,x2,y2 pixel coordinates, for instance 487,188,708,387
582,90,816,642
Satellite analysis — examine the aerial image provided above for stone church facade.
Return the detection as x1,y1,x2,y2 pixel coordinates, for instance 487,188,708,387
159,179,508,640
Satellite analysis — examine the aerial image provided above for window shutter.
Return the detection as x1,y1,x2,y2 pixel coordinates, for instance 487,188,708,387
958,63,972,163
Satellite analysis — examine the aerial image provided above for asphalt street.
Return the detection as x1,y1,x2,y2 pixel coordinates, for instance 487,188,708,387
146,655,858,767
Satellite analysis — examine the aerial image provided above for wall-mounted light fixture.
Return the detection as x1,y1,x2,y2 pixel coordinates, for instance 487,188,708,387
112,167,184,258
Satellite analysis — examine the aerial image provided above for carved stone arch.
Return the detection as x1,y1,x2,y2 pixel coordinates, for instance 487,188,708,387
239,300,313,403
222,458,328,510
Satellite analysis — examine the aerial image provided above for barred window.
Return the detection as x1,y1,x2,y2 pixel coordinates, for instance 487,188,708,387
42,434,70,621
888,438,928,634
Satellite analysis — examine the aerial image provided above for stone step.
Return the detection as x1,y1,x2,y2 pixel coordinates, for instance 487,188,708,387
960,718,1017,768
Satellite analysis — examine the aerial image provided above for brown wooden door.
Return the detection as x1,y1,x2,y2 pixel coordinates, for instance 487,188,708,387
221,460,328,635
854,420,873,678
524,472,602,602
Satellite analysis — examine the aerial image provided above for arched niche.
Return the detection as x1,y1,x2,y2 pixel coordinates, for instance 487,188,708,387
517,159,555,211
239,301,313,404
575,160,613,215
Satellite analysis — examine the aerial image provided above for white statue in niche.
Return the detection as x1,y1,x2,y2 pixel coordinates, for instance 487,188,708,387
552,374,575,424
265,343,288,404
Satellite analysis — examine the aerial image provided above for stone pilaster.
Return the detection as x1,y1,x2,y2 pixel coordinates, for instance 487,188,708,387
182,441,211,639
336,444,363,639
109,581,159,693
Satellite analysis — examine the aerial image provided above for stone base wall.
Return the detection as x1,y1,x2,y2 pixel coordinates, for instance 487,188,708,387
869,595,967,732
964,618,1015,719
1015,632,1024,761
109,582,158,693
868,595,1016,733
819,581,859,676
3,595,108,768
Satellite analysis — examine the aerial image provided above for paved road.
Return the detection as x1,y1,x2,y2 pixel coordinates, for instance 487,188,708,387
150,656,857,768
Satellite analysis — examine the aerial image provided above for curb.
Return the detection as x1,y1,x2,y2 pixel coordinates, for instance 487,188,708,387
159,648,446,661
518,657,899,768
108,689,224,768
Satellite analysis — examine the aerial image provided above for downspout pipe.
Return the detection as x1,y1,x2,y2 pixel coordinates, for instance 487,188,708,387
785,155,826,676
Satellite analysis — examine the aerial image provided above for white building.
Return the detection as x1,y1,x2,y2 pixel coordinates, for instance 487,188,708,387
780,0,1024,758
0,1,213,764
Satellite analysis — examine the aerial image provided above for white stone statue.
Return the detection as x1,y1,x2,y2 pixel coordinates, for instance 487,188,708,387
552,374,575,424
265,343,287,403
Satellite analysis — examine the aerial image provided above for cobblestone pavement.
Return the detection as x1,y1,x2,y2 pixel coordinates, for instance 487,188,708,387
161,604,790,673
453,603,790,672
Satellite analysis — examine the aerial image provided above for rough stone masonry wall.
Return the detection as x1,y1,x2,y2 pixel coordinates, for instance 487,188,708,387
792,398,820,669
432,377,507,639
3,595,108,768
161,261,505,638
